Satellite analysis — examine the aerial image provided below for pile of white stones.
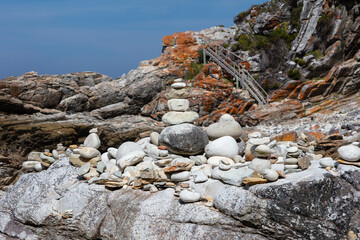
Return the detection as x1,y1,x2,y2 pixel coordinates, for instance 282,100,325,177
22,113,360,205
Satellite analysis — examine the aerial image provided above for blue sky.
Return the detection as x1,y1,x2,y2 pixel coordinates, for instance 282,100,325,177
0,0,267,79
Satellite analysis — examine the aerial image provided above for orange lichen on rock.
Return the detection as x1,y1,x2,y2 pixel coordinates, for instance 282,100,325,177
272,132,298,142
306,105,322,116
269,90,289,102
306,131,325,141
157,31,201,77
298,82,315,100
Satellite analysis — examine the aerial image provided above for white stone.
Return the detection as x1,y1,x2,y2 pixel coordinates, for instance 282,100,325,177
162,111,199,125
287,146,299,153
205,136,239,159
207,156,234,167
40,153,55,163
249,137,270,145
52,150,59,160
34,162,43,172
219,164,231,171
118,151,146,170
254,145,274,157
267,140,277,149
167,99,189,112
116,142,143,161
150,132,160,146
171,82,186,89
206,114,242,140
78,163,91,176
107,147,117,159
190,165,212,177
27,151,42,162
285,158,298,164
22,161,39,170
271,164,285,172
77,147,100,159
180,190,201,203
136,137,151,149
211,167,254,186
171,171,190,182
249,158,271,174
84,133,101,149
284,164,299,169
263,169,279,181
248,132,262,138
193,170,208,183
337,145,360,162
101,152,110,163
319,157,337,168
277,157,285,163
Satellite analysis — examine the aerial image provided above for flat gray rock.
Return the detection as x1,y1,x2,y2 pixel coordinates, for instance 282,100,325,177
162,111,199,125
167,99,189,112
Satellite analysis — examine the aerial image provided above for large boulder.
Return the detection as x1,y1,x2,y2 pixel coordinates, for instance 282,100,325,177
159,124,209,156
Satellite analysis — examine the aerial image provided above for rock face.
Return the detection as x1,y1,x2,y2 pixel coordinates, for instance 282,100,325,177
0,157,359,239
159,124,209,155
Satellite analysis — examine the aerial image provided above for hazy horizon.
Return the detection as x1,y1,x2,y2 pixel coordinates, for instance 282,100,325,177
0,0,267,80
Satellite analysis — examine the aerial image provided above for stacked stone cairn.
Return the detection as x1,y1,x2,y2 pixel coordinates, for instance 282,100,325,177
23,112,360,206
162,78,199,126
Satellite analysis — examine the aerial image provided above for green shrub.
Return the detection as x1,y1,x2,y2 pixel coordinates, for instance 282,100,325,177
318,13,334,25
269,23,296,48
218,25,225,28
223,43,230,48
237,34,255,51
312,49,324,59
294,58,307,67
287,69,301,80
234,11,249,24
290,3,303,31
231,43,240,51
254,35,271,49
185,63,204,80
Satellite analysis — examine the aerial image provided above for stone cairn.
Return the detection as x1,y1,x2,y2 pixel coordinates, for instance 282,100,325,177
22,95,360,205
161,78,199,126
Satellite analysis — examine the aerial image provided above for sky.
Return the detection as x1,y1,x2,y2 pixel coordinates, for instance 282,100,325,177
0,0,267,80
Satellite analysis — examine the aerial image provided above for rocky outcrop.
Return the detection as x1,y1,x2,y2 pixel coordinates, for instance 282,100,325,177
0,156,358,239
0,113,165,161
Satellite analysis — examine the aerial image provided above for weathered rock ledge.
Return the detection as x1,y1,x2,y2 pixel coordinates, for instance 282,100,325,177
0,157,358,240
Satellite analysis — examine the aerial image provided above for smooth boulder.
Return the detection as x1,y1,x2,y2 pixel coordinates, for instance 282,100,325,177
180,190,201,203
338,145,360,162
205,136,239,159
84,133,101,149
206,114,242,140
159,124,209,156
116,142,143,161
